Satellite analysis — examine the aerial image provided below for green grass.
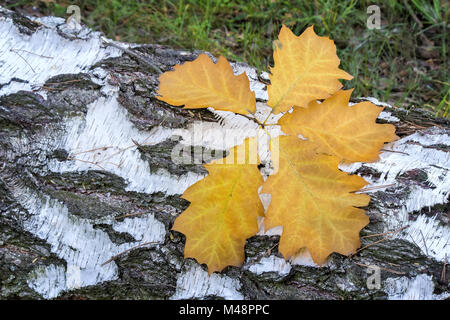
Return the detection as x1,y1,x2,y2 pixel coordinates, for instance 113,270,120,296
5,0,449,117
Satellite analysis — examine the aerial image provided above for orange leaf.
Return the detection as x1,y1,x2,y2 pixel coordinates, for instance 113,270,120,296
172,138,264,273
280,90,398,162
262,136,370,264
267,25,352,113
156,53,256,115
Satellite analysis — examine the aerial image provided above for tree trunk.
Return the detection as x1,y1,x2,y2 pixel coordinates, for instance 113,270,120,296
0,8,448,300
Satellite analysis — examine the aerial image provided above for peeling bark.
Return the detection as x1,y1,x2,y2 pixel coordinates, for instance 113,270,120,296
0,8,449,300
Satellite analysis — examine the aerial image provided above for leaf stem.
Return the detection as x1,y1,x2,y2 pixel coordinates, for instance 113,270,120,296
240,112,264,127
261,110,274,126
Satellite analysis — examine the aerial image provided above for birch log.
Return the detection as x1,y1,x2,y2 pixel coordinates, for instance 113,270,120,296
0,8,448,300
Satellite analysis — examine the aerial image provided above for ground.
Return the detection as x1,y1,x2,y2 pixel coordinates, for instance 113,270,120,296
3,0,449,117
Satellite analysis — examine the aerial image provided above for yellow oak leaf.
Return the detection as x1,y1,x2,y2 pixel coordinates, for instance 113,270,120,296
267,25,353,113
152,24,397,272
172,138,264,273
262,136,370,264
279,90,398,162
156,53,256,115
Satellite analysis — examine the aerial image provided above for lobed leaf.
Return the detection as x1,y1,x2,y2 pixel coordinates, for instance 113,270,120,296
262,136,370,264
267,25,352,113
172,138,264,273
156,53,256,115
280,90,398,162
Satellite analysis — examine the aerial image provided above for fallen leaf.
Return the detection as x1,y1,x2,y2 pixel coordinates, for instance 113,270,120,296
262,136,370,264
156,53,256,115
267,25,352,113
172,138,264,273
279,90,398,162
